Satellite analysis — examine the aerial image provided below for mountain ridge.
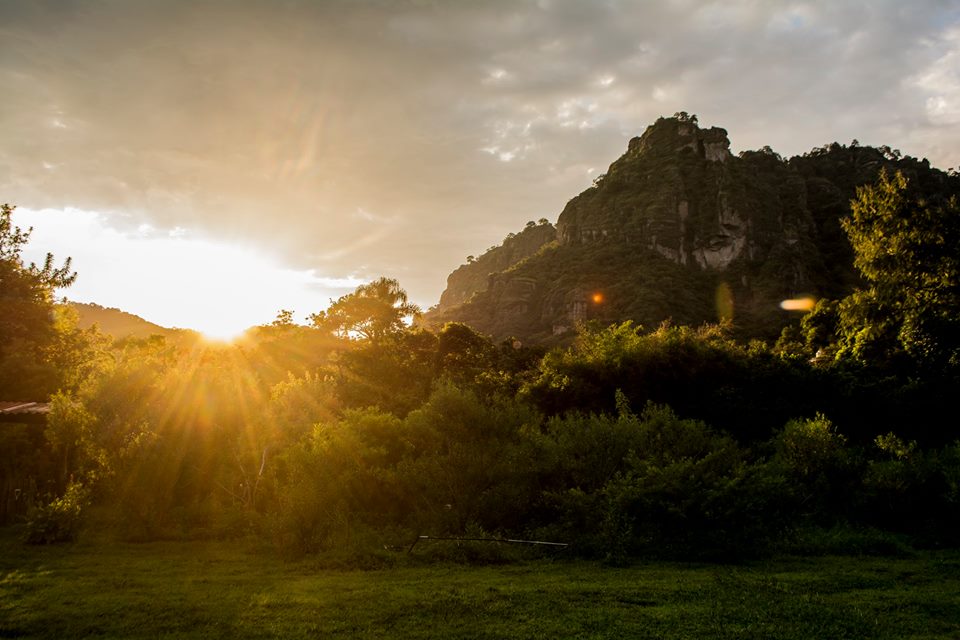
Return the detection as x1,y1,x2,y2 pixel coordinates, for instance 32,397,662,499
425,114,960,342
68,301,188,340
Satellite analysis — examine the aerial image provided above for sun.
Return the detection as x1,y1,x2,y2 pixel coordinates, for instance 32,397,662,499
199,324,248,343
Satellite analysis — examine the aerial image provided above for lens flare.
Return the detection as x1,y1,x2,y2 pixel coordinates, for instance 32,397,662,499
780,297,816,311
715,282,734,323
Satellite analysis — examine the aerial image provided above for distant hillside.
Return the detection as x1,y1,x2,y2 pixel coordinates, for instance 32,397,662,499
426,114,960,342
69,302,186,340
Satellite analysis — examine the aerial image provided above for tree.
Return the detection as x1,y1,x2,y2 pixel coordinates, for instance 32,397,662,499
0,204,76,288
837,171,960,370
271,309,296,328
310,277,420,344
0,204,78,397
337,327,438,416
435,322,495,387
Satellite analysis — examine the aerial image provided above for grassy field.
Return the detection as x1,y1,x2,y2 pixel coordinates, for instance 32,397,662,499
1,530,958,639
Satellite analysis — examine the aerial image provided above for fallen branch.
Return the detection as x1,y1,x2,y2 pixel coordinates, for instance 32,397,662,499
407,535,568,553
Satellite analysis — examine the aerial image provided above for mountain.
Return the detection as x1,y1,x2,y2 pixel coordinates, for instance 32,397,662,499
426,114,960,342
69,302,188,341
436,220,557,309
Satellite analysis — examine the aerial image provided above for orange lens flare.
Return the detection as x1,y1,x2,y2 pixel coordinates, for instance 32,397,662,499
780,297,816,311
592,293,604,304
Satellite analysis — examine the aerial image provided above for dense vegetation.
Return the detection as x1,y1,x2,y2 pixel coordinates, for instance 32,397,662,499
1,167,959,566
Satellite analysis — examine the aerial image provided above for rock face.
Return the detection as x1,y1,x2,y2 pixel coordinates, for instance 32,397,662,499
426,116,959,342
556,118,743,267
437,222,556,309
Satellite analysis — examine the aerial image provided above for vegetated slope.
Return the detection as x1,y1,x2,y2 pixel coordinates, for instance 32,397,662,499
427,115,959,342
69,302,185,340
436,221,556,309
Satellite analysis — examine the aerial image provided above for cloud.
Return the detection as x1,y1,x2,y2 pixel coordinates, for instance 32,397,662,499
913,27,960,126
2,0,958,310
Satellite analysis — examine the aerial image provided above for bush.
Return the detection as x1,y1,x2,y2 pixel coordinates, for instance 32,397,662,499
772,414,857,523
24,482,90,544
523,322,822,442
859,434,960,541
540,403,792,559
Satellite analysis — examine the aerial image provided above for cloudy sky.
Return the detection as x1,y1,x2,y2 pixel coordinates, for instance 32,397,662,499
3,0,959,337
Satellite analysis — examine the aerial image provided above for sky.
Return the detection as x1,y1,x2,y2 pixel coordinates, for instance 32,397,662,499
3,0,959,338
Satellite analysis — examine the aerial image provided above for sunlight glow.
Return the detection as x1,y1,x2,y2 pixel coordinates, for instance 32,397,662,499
200,327,247,343
17,207,365,336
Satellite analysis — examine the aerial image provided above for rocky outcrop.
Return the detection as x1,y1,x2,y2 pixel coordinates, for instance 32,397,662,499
436,222,556,308
428,116,959,342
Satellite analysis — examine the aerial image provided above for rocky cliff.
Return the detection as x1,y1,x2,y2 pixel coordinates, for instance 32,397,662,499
436,221,556,309
426,115,958,342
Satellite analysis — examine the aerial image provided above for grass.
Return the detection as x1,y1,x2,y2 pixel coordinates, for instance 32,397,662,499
1,528,959,639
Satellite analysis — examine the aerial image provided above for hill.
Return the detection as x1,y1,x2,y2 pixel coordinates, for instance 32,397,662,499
69,302,189,341
426,114,960,341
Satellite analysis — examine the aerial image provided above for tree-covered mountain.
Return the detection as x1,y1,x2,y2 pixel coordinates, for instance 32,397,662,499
426,114,960,342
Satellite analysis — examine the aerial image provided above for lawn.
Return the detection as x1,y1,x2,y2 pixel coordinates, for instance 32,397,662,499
1,530,958,639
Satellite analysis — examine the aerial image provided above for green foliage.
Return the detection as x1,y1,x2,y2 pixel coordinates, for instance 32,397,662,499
268,384,545,556
837,171,960,370
539,403,790,559
0,204,76,288
0,203,83,398
266,370,339,444
776,414,848,478
4,241,959,562
772,414,856,522
774,299,841,361
336,328,438,416
23,481,90,544
399,384,543,535
45,391,107,487
859,434,960,540
240,320,340,387
434,322,495,386
311,277,420,343
523,321,820,441
425,221,556,321
268,407,413,555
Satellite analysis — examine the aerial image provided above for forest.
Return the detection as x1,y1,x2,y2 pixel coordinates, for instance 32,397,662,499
1,167,959,565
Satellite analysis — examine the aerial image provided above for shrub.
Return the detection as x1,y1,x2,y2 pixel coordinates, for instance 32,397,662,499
24,482,90,544
541,403,792,559
773,414,856,522
860,434,960,541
